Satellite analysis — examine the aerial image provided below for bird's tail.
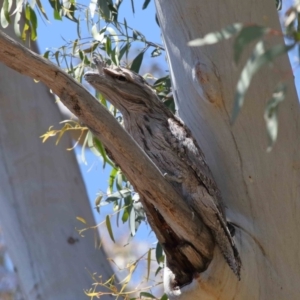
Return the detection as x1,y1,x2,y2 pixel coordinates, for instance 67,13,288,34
214,216,242,279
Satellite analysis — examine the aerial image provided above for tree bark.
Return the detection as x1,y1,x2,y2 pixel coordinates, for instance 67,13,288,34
155,0,300,299
0,29,211,279
0,0,299,298
0,23,114,300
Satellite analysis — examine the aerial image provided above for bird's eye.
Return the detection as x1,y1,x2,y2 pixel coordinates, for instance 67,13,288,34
116,75,127,81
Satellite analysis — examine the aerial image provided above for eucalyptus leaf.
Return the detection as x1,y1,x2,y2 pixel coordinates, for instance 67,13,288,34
146,249,151,281
28,5,38,40
0,0,12,28
188,23,243,47
130,50,145,73
155,242,164,264
107,189,132,200
108,167,118,194
232,42,294,123
140,292,156,299
122,206,130,222
116,170,123,191
106,215,115,242
35,0,48,20
130,0,135,14
89,0,97,18
129,207,136,236
13,9,22,37
234,25,270,63
98,0,111,20
264,83,286,152
142,0,151,10
95,192,103,213
91,24,105,41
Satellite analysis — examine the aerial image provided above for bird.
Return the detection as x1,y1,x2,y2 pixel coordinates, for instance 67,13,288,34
84,57,241,279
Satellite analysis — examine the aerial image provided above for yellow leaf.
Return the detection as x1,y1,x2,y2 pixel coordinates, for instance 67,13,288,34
76,216,87,224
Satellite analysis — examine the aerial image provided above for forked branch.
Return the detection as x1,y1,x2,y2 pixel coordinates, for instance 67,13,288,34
0,30,220,286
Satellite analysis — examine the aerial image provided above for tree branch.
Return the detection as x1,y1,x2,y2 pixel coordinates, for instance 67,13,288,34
0,30,215,285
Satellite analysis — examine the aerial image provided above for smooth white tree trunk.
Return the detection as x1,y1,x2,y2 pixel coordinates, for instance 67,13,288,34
0,22,114,300
156,0,300,299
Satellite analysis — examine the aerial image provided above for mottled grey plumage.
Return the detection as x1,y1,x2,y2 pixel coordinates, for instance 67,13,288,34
84,58,241,278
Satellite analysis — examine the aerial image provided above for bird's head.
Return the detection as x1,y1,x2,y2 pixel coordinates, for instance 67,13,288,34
84,57,159,115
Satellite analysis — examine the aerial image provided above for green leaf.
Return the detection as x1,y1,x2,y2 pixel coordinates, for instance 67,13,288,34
91,24,105,41
81,128,89,165
130,0,135,14
21,19,30,41
155,13,159,27
53,9,62,20
0,0,12,28
276,0,282,11
146,249,151,281
76,15,81,38
82,42,100,53
163,98,175,114
122,206,130,223
28,6,38,40
95,192,103,213
11,0,22,16
85,131,102,157
234,25,270,63
108,167,118,194
134,30,145,41
111,46,119,66
63,3,78,23
106,215,115,242
142,0,151,10
129,207,136,236
98,92,108,107
63,0,72,9
151,48,161,57
188,23,243,47
116,170,123,191
130,50,145,73
124,194,132,207
154,266,162,276
43,50,50,59
74,63,84,81
79,49,84,61
107,26,119,58
98,0,111,20
13,9,22,37
264,83,286,152
116,198,122,227
54,50,60,66
132,30,137,40
140,292,156,299
160,294,168,300
72,39,78,54
119,43,130,60
155,242,164,264
232,42,294,123
124,17,128,37
106,36,112,56
36,0,49,21
89,0,97,18
154,75,171,86
106,189,130,203
49,0,62,20
93,137,115,168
